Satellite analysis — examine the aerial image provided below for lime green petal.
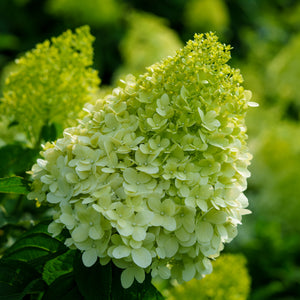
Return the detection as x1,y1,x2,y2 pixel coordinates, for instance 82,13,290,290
175,227,191,242
182,263,196,281
158,266,171,279
123,168,138,184
163,217,177,231
136,165,159,174
134,267,145,283
121,268,135,289
132,227,147,241
164,237,179,257
148,196,161,212
204,210,227,224
162,198,176,215
196,199,208,212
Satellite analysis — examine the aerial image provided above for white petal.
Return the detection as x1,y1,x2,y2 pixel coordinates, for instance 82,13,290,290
47,193,64,204
89,227,103,240
131,247,152,268
48,221,63,237
82,249,97,267
72,224,89,242
60,213,75,227
112,245,131,259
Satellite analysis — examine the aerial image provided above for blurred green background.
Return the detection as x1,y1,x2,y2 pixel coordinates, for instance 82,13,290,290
1,0,300,299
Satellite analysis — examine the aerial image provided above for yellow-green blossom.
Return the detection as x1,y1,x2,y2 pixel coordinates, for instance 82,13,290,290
166,253,251,300
28,32,254,288
1,26,100,145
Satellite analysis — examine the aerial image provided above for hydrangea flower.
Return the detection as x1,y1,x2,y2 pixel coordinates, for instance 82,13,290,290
1,26,100,145
28,32,254,288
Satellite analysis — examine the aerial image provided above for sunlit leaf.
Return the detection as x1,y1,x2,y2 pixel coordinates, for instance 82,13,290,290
0,176,29,194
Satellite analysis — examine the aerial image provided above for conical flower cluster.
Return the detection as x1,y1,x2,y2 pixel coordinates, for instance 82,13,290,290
28,33,254,288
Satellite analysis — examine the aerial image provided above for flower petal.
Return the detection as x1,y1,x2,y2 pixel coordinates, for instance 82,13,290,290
82,248,97,267
112,245,131,259
196,221,214,243
131,247,152,268
121,268,135,289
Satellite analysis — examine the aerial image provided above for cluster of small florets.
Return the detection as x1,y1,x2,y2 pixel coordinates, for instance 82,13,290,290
1,26,99,144
28,33,253,288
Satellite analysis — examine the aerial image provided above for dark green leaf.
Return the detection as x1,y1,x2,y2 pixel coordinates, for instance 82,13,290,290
0,145,39,177
8,120,19,128
74,252,112,300
43,250,76,285
73,254,163,300
40,123,57,143
2,221,68,271
42,272,82,300
0,260,45,300
110,264,164,300
0,177,29,194
0,206,7,227
4,233,63,255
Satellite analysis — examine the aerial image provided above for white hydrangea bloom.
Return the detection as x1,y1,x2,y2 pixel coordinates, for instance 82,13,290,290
28,33,254,288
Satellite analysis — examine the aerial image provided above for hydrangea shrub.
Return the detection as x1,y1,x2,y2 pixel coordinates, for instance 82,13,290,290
28,33,254,288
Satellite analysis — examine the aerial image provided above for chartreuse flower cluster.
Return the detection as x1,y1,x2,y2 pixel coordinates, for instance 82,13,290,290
28,33,254,288
1,26,100,145
166,253,251,300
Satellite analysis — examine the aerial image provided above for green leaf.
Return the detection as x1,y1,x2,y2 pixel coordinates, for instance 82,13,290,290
0,145,39,177
42,272,82,300
73,253,163,300
43,250,76,285
0,177,29,194
111,264,164,300
0,260,45,300
73,252,112,300
0,207,7,228
40,123,57,142
3,221,68,271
